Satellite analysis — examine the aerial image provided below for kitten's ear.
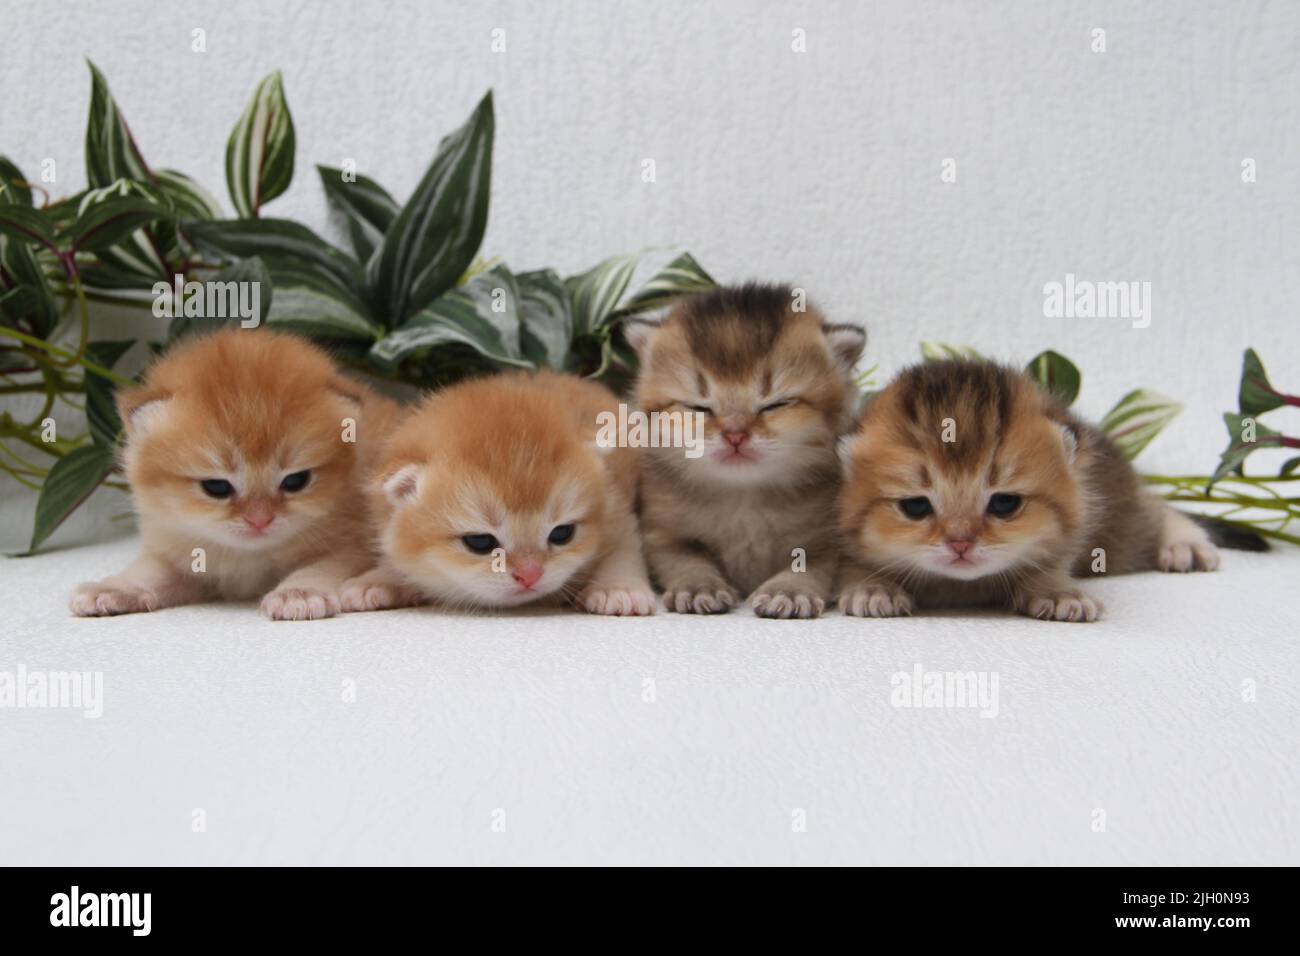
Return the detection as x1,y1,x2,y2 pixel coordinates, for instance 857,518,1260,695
622,318,661,361
329,376,366,408
837,433,864,478
382,463,423,505
116,384,172,436
1057,423,1079,466
823,323,867,374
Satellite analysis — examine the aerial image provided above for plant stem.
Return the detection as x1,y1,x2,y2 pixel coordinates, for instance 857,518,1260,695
0,327,134,387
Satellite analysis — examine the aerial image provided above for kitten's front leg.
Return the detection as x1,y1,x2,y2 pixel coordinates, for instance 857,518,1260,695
644,531,737,614
837,561,914,618
577,501,655,615
1011,571,1103,623
338,564,426,613
750,552,835,620
262,554,370,621
70,552,205,617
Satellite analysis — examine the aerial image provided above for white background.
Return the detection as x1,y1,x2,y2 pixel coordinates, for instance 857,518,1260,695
3,0,1300,547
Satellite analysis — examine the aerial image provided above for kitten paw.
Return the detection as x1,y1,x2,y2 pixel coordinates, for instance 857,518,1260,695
839,583,913,618
580,585,656,616
662,584,738,614
338,575,422,613
1024,591,1103,623
70,584,159,617
750,589,826,619
1157,539,1220,573
261,587,339,621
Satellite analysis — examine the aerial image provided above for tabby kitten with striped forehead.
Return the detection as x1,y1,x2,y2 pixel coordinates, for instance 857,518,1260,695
837,360,1263,622
627,283,866,618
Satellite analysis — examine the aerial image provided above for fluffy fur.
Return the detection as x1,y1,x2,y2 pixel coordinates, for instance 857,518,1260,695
69,329,401,620
628,283,866,618
340,371,654,615
837,359,1240,622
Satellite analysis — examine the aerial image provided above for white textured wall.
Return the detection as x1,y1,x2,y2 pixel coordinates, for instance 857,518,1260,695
3,0,1299,550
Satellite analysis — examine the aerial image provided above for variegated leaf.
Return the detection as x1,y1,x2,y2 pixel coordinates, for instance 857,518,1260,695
920,341,981,361
368,91,494,323
566,252,638,334
1099,388,1182,460
27,444,116,554
0,156,32,206
0,234,58,335
317,165,398,263
73,180,170,278
1024,349,1081,406
516,268,573,369
84,60,152,188
617,252,715,316
183,218,364,297
225,71,296,218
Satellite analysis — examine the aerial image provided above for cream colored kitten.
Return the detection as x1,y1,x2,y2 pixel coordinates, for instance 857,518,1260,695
627,283,866,618
338,371,655,615
69,329,401,620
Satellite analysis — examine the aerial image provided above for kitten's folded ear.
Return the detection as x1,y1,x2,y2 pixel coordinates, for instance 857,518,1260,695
115,383,172,437
328,375,366,407
622,318,661,361
823,322,867,374
382,462,423,505
1057,423,1079,465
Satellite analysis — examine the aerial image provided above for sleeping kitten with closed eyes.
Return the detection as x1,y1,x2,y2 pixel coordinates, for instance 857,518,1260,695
338,371,654,615
69,329,401,620
838,359,1266,622
626,283,866,618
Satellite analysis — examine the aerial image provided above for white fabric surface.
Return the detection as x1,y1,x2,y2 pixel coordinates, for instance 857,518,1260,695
2,533,1296,865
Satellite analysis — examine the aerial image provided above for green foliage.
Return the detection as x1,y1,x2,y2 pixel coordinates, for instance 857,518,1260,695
0,62,715,552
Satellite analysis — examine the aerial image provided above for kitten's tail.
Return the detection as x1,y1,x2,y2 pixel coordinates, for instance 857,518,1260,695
1189,513,1271,552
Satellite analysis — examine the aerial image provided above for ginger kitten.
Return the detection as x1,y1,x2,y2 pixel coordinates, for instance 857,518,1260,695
69,329,401,620
339,371,654,615
838,359,1265,622
626,283,866,618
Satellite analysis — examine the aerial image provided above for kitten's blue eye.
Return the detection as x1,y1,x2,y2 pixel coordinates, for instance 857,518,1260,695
548,524,575,545
899,497,933,519
462,534,498,554
200,479,234,499
987,493,1022,517
280,470,311,493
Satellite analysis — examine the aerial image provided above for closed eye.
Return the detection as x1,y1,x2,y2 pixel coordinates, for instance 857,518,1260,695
679,401,712,414
759,398,795,413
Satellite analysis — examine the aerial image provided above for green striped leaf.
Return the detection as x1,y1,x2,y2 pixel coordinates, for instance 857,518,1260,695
317,165,398,263
27,443,116,554
84,60,152,189
261,267,380,341
517,268,573,369
0,235,58,336
0,203,56,248
85,340,136,446
71,180,171,278
1211,412,1283,485
0,156,32,206
1024,349,1081,406
155,169,222,220
370,268,531,372
167,258,272,342
617,252,715,316
566,252,637,334
368,91,494,324
1099,388,1182,461
225,71,296,218
920,341,982,361
183,218,364,296
1237,349,1283,417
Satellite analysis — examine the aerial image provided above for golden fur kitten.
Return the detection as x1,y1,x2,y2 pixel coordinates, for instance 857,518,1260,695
626,283,866,618
69,329,401,620
339,370,654,614
838,359,1265,622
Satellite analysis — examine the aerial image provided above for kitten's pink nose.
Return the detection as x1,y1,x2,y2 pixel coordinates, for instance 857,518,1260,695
947,538,974,557
512,561,543,590
722,429,750,450
243,510,275,532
